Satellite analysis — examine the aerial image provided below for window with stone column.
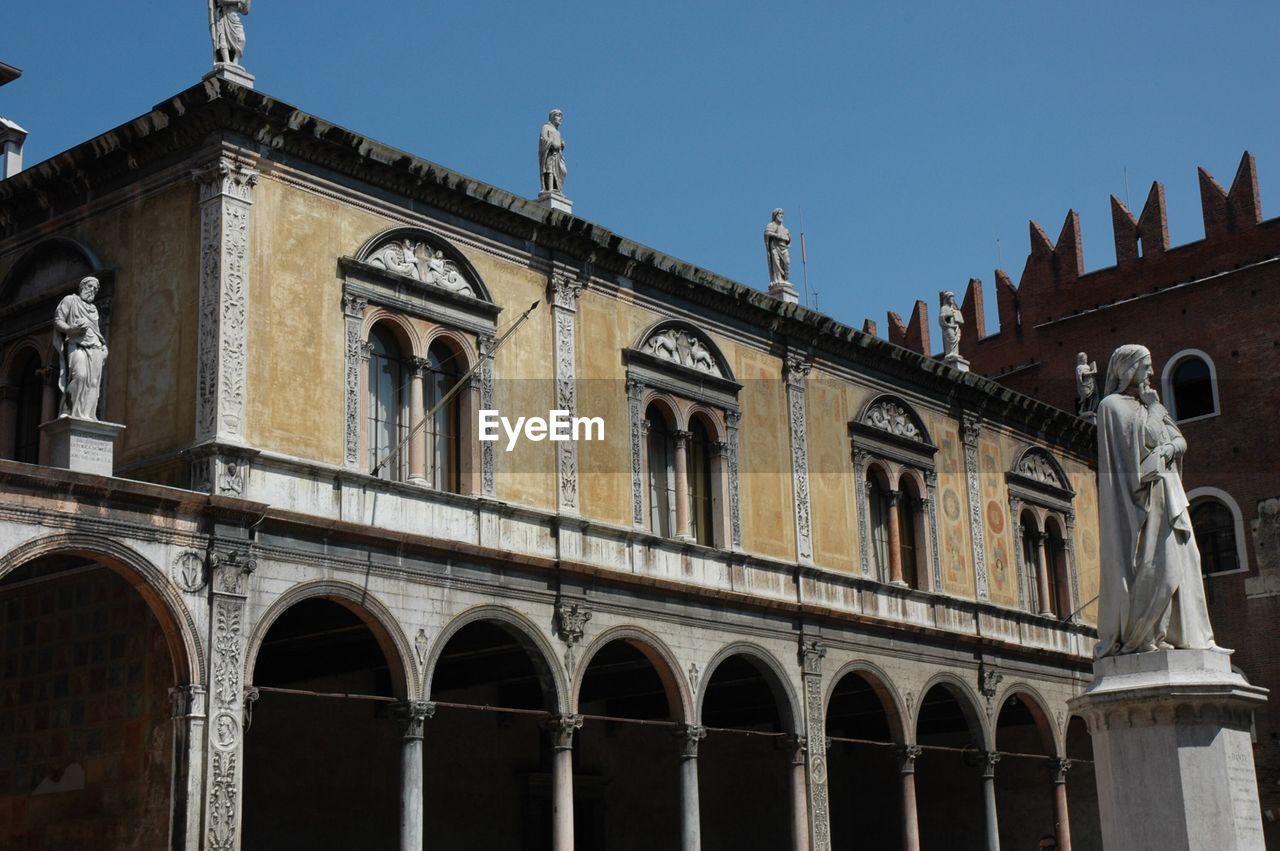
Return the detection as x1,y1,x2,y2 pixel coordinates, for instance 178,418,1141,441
341,227,498,496
0,238,108,463
851,396,940,591
1006,446,1079,619
626,321,741,549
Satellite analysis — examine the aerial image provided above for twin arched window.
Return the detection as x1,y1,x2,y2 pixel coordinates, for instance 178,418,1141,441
866,466,926,589
366,324,461,490
1018,511,1072,618
644,403,720,546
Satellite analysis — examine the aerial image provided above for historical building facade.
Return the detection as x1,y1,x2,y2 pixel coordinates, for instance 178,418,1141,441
1,79,1103,850
875,151,1280,845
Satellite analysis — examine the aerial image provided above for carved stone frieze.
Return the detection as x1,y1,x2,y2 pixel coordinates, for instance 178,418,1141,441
644,328,722,376
1014,448,1068,489
864,399,923,441
476,332,497,495
548,275,583,513
365,236,475,297
342,295,368,467
802,657,831,851
924,469,943,591
194,158,257,448
786,354,814,563
627,379,646,528
853,449,872,576
726,411,743,549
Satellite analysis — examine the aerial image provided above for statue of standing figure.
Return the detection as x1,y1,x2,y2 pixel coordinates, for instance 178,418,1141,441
54,276,108,421
1076,352,1099,415
210,0,251,67
938,291,963,359
764,209,791,286
539,109,567,194
1095,344,1220,657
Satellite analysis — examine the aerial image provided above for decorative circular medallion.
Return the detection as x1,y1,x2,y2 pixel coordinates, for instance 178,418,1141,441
943,489,962,521
810,754,827,784
212,711,241,751
171,551,206,593
986,501,1005,535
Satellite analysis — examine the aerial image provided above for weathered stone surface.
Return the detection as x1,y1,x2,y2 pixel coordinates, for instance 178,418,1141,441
41,416,124,476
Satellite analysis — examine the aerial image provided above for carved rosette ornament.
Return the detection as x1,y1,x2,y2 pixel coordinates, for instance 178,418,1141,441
342,295,368,467
800,639,831,850
204,549,255,851
477,333,498,495
961,414,990,599
549,272,586,514
785,353,814,564
193,158,257,456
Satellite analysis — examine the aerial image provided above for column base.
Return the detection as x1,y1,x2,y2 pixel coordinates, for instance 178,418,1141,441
1068,649,1268,851
41,417,125,477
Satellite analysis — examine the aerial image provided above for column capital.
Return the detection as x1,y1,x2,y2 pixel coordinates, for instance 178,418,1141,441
888,489,902,507
672,429,692,448
896,744,924,774
1050,757,1072,784
545,713,583,751
193,156,259,205
394,699,437,739
407,355,431,374
673,723,707,758
780,734,808,765
799,639,827,676
209,549,256,595
169,684,208,719
342,293,368,319
979,750,1001,779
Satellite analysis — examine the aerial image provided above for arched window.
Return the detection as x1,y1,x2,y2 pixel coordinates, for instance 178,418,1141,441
1163,351,1218,422
1192,499,1241,576
1045,518,1073,618
867,469,892,582
425,340,460,492
12,352,44,464
1020,512,1041,613
367,325,408,481
898,476,925,590
646,405,676,538
688,416,715,546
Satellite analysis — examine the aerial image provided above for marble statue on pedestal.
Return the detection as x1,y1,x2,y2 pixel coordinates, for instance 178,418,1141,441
210,0,251,66
539,110,567,194
1095,344,1218,657
764,209,791,287
54,276,108,421
1075,352,1098,416
938,291,963,358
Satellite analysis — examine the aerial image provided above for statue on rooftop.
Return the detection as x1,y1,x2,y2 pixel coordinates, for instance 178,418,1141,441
539,109,567,195
1095,344,1220,657
210,0,251,67
938,291,963,360
764,208,791,286
1076,351,1099,416
54,276,108,421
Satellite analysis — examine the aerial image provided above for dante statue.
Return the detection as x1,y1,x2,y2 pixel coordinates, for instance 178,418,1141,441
1075,352,1098,415
939,291,963,359
210,0,251,67
539,109,567,194
1095,344,1219,657
54,276,108,421
764,208,791,285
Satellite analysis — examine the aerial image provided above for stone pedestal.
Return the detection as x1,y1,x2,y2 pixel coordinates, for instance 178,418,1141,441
41,417,124,477
1068,649,1268,851
537,190,572,214
203,63,255,89
768,280,799,304
943,353,970,372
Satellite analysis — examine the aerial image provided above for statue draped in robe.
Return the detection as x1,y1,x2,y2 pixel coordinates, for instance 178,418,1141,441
54,276,108,421
764,209,791,285
1095,344,1218,657
939,291,963,359
210,0,251,66
539,110,567,194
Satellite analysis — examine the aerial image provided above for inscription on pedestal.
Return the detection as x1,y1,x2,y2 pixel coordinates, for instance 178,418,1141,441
41,418,125,477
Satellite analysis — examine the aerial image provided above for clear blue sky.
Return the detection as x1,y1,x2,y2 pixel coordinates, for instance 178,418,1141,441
4,2,1278,335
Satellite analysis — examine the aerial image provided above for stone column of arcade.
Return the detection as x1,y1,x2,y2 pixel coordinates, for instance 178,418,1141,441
1051,757,1072,851
397,700,434,851
886,490,906,586
546,714,583,851
897,745,922,851
673,430,693,540
980,751,1000,851
785,736,810,851
1034,531,1053,615
407,357,428,483
674,724,707,851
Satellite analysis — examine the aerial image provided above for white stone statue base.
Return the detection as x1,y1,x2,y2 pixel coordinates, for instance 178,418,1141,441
536,191,572,214
41,417,125,477
943,353,970,372
768,280,799,305
203,63,255,89
1069,649,1268,851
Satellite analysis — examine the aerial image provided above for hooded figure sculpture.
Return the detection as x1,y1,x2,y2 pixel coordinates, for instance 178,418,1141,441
1094,344,1218,657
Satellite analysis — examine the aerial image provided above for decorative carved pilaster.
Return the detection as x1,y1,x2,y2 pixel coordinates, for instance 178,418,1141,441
194,158,258,449
896,744,924,774
853,448,872,576
477,332,498,495
785,353,814,564
342,294,368,468
673,723,707,758
545,713,584,751
1010,497,1028,610
394,700,436,740
725,411,743,549
961,413,989,599
549,273,585,514
924,469,942,591
800,642,831,851
205,547,255,851
627,379,646,528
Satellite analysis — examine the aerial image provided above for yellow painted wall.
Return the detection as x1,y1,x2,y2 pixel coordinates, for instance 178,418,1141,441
735,347,795,561
1067,461,1101,625
980,433,1019,608
575,289,634,528
807,373,867,572
931,415,975,599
